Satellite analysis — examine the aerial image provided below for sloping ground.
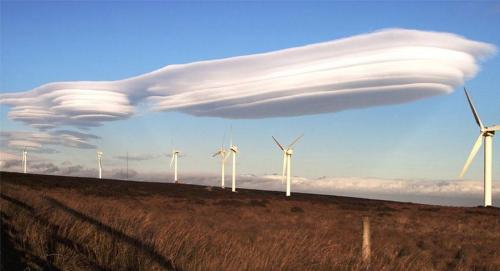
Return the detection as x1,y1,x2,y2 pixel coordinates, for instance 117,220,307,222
1,171,499,271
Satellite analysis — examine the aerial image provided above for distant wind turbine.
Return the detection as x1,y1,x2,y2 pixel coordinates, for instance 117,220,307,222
97,151,103,179
213,144,229,189
170,148,180,183
229,129,239,192
272,134,303,197
460,88,499,207
22,147,27,174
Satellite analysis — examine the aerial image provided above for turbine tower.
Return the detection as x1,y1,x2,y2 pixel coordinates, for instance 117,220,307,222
229,133,239,192
170,149,180,183
22,147,28,174
97,151,103,179
272,134,303,197
213,145,229,189
460,88,499,207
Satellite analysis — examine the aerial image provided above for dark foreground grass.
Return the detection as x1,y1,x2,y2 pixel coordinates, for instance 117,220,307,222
1,171,499,270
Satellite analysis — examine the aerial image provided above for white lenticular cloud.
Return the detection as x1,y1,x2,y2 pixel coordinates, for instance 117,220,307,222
1,84,134,129
0,28,495,129
0,130,99,152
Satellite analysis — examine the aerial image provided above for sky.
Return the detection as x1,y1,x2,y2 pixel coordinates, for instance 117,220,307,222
1,1,499,206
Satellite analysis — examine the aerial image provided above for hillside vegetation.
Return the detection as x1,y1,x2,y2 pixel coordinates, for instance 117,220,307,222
1,171,499,270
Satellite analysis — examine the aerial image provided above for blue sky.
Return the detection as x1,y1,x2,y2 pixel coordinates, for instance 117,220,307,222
1,1,499,185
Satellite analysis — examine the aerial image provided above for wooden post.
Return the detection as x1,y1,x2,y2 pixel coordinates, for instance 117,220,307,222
362,216,371,263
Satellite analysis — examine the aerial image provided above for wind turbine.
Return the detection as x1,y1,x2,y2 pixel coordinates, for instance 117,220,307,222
22,147,27,174
213,144,229,189
460,88,499,207
97,151,103,179
272,134,303,197
170,148,180,183
229,130,239,192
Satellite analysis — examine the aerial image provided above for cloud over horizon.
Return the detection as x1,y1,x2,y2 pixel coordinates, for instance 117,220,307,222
1,153,495,206
114,153,161,161
0,130,99,152
1,28,495,131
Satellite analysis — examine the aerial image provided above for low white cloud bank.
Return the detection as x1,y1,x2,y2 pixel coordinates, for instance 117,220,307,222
0,28,495,130
174,174,500,206
254,175,495,196
172,174,497,197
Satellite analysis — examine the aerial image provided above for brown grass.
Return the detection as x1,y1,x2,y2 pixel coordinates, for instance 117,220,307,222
1,171,500,271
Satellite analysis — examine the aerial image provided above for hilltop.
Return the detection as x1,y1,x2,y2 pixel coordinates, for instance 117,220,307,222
1,171,499,270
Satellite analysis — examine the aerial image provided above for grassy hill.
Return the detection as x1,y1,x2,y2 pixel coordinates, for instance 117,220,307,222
1,171,499,270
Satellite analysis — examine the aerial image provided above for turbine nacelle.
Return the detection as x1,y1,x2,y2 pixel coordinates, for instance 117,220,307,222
483,127,498,134
213,148,226,156
170,149,180,168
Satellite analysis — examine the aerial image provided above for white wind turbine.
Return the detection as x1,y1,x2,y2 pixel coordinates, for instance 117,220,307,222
97,151,103,179
170,148,181,183
229,131,239,192
22,147,28,174
460,88,499,207
213,143,229,189
272,134,303,197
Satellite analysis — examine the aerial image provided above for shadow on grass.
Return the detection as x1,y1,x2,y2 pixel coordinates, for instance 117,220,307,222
1,211,27,271
44,196,178,270
1,193,63,271
1,193,179,271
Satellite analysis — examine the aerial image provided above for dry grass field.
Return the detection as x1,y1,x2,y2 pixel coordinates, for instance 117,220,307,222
1,171,500,271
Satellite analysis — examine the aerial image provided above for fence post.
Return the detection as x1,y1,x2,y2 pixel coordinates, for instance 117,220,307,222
362,216,371,263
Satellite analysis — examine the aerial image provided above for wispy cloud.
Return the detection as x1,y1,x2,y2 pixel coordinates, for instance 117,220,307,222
114,153,161,161
1,28,495,130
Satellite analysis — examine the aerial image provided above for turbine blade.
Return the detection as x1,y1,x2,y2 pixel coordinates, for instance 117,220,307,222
170,153,174,168
222,132,226,149
230,125,233,147
272,136,285,150
459,134,483,178
487,125,500,131
287,134,304,149
282,152,287,184
464,88,484,130
212,150,221,157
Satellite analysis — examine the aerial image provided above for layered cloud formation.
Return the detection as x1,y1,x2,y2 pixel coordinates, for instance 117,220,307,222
1,86,134,129
0,130,98,152
1,28,495,131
